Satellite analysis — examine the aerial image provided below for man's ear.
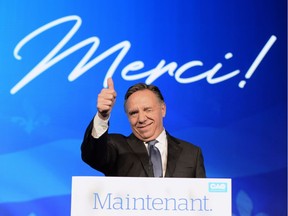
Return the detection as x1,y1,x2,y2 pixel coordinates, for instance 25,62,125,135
161,102,166,117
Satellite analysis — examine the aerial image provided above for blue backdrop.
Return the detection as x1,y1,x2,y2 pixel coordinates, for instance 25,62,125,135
0,0,287,215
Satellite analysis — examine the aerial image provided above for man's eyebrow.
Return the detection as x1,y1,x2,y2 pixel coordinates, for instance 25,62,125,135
144,106,152,110
128,109,138,114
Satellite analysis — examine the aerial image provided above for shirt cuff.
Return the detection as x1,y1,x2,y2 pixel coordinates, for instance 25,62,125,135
91,113,109,138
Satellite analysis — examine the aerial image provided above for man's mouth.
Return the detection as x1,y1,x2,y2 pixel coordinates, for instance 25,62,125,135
137,122,152,129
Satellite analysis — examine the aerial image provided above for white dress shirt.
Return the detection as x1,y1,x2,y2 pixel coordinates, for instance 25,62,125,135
144,130,168,176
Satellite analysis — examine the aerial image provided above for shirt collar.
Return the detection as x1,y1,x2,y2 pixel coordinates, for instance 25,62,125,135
156,129,166,144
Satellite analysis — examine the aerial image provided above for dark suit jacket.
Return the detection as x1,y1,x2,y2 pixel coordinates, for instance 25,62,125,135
81,121,206,178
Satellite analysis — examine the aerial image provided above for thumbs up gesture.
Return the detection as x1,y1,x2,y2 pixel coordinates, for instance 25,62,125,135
97,78,117,119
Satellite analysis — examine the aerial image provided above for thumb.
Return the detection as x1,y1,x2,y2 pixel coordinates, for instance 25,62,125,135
107,77,114,90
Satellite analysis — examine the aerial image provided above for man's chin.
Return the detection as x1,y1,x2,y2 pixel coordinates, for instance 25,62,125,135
135,130,153,141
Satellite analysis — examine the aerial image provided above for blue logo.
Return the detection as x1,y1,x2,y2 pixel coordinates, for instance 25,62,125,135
208,182,228,192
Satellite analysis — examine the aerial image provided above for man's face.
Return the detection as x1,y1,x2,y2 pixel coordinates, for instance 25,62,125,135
125,89,166,142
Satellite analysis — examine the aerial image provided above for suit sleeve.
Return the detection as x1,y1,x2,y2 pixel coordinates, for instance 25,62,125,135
80,119,117,175
195,147,206,178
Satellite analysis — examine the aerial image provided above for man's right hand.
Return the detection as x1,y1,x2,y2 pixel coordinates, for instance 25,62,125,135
97,78,117,120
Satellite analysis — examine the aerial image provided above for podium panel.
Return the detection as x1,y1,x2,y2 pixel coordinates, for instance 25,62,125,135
71,176,231,216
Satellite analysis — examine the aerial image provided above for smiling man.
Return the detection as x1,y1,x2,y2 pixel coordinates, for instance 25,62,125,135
81,78,206,178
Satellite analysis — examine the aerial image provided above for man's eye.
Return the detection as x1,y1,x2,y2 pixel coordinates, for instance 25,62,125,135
129,111,137,116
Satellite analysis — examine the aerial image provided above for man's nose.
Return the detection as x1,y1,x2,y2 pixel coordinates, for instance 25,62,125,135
138,111,147,123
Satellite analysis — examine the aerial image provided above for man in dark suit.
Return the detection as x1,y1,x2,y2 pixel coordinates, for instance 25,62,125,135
81,78,206,178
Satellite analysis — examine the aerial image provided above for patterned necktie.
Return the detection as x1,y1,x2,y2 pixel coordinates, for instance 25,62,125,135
148,140,163,177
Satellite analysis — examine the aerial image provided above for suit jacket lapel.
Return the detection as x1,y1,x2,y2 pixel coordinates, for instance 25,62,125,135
165,133,182,177
127,134,154,177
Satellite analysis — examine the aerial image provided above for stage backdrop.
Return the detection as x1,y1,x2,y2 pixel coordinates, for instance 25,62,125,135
0,0,287,215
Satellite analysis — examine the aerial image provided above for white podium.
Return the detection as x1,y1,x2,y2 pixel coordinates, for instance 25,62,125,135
71,176,231,216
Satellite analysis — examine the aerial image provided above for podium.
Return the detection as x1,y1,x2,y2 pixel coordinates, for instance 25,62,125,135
71,176,231,216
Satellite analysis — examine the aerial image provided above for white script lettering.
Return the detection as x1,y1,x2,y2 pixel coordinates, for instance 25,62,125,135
11,15,277,94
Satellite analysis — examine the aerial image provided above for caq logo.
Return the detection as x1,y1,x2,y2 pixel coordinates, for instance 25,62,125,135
208,182,228,192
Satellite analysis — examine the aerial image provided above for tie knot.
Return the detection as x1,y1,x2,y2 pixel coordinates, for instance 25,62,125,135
148,140,158,147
